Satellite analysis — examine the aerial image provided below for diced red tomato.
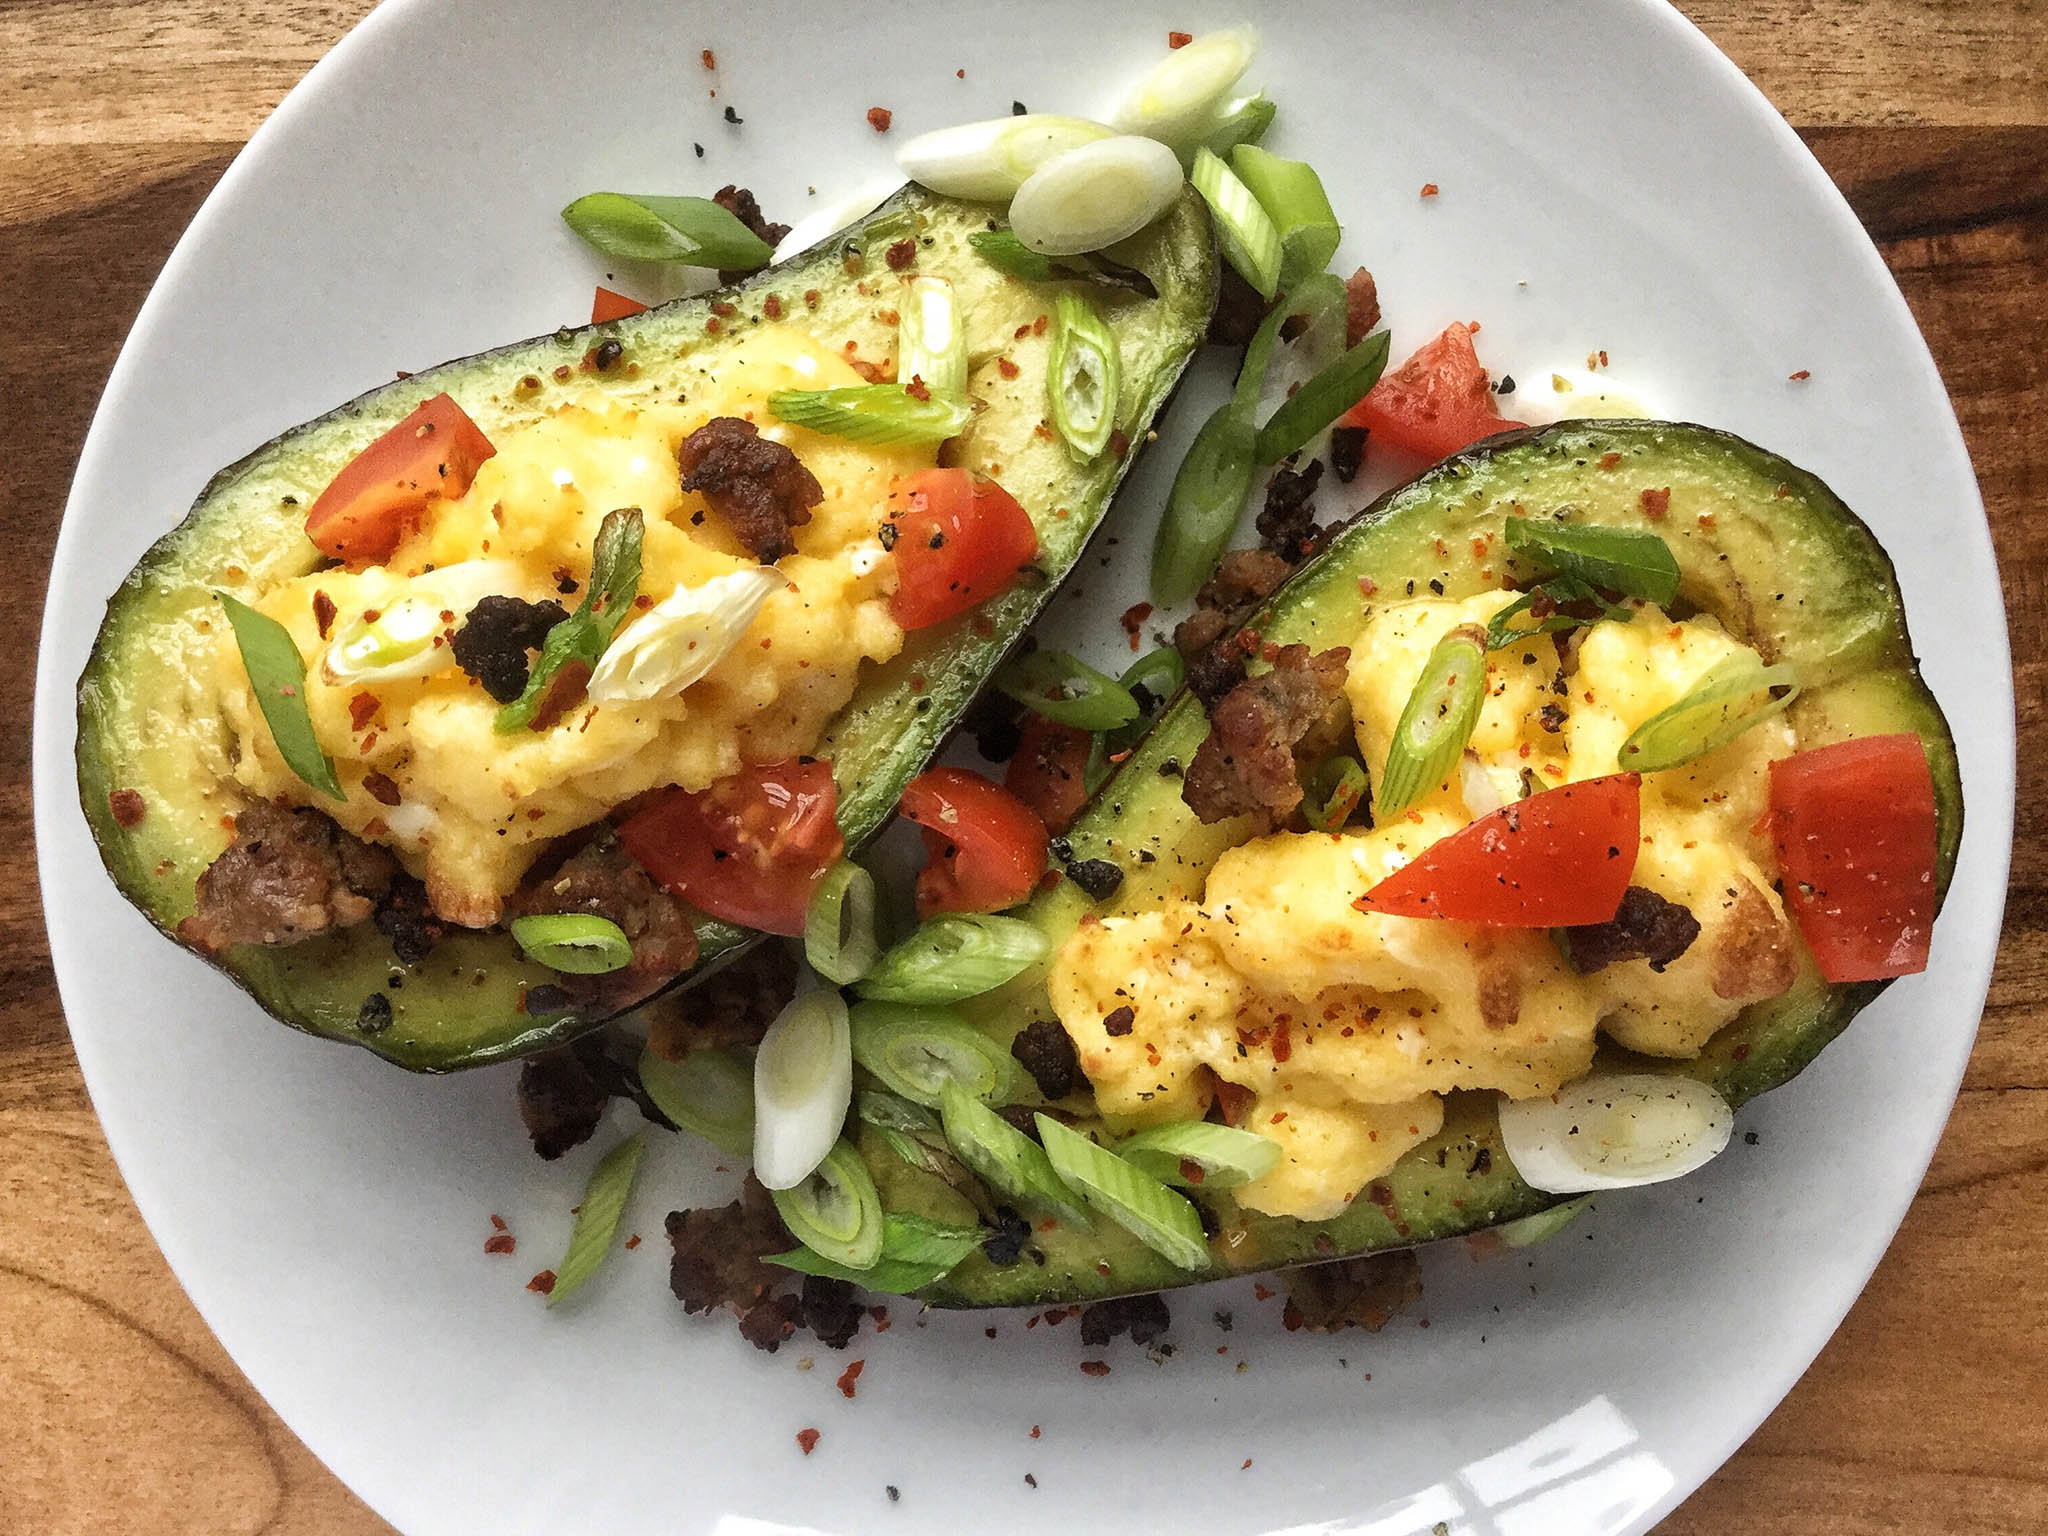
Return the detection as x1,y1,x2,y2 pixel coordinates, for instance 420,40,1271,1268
592,285,649,323
1353,773,1641,926
1768,733,1937,982
304,393,496,566
1342,322,1525,462
1003,716,1094,836
618,759,844,936
886,468,1038,630
900,766,1049,918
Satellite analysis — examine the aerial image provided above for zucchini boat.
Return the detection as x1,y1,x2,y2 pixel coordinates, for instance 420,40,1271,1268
867,419,1960,1307
75,185,1217,1072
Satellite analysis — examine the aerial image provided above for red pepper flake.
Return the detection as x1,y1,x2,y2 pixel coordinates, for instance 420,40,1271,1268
700,48,716,69
905,375,932,401
1033,421,1057,441
484,1233,516,1255
1169,29,1193,46
1598,451,1623,470
624,1233,642,1250
1268,1110,1287,1124
1640,486,1671,519
1253,1283,1275,1301
836,1359,866,1399
886,238,916,270
1697,511,1718,530
1789,369,1811,381
706,317,723,335
552,364,573,382
108,789,147,828
1029,1425,1042,1439
526,1270,556,1295
1271,1017,1293,1064
312,590,337,639
1033,313,1049,335
1079,1360,1111,1377
362,771,402,807
866,105,895,133
997,356,1021,379
1242,1459,1254,1470
803,288,821,309
869,1304,891,1331
489,1214,508,1232
1109,427,1129,456
796,1428,820,1456
1120,601,1154,650
1420,182,1440,197
1179,1158,1206,1184
761,293,784,321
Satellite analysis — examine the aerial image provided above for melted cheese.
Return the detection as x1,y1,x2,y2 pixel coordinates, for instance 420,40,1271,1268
217,326,923,925
1050,592,1803,1221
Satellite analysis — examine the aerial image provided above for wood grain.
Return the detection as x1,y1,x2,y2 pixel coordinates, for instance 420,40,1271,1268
3,3,2043,1531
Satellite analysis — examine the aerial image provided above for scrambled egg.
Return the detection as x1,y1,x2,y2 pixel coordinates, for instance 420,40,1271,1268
1051,590,1801,1221
218,327,924,925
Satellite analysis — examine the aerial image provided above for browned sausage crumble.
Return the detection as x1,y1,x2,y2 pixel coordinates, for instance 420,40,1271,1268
1181,644,1353,830
1280,1250,1424,1333
178,802,396,953
677,417,824,563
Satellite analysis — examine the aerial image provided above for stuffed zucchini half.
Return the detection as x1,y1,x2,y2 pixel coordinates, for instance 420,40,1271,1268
75,186,1217,1072
852,420,1958,1308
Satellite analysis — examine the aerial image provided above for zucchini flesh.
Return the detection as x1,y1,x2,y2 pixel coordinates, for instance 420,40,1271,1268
74,186,1217,1071
906,420,1961,1307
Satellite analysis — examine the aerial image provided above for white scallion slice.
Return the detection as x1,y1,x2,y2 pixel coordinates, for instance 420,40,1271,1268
321,558,526,685
769,176,908,264
637,1044,754,1156
1109,25,1260,149
1035,1114,1209,1270
804,861,881,985
1498,1075,1734,1194
854,914,1051,1004
772,1137,885,1270
1045,291,1122,460
896,114,1113,201
1009,135,1185,257
768,384,974,445
940,1084,1092,1229
1619,655,1801,773
897,275,969,396
849,1000,1020,1107
752,988,853,1190
1189,146,1281,300
1114,1120,1282,1189
585,566,781,704
1497,1196,1592,1248
1375,623,1489,819
546,1133,644,1308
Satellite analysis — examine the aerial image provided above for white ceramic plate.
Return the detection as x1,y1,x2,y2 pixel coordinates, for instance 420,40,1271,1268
34,2,2013,1533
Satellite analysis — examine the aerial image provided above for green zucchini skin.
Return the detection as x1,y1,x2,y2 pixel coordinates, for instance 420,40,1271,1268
74,186,1217,1072
911,419,1961,1308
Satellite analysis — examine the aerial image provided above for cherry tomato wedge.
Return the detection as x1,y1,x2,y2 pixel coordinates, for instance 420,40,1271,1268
304,393,496,566
592,285,649,323
1003,715,1094,836
1353,773,1641,926
1342,321,1525,462
900,766,1049,918
886,468,1038,630
1768,733,1937,982
618,759,844,937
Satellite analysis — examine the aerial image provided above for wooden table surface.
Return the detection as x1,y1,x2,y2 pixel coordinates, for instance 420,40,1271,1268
4,2,2043,1531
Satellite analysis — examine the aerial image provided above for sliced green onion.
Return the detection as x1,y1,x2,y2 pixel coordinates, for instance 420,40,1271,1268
545,1133,643,1307
217,594,342,799
898,276,968,396
1197,92,1276,157
1497,1195,1592,1248
880,1211,985,1268
1114,1120,1283,1189
508,913,633,975
1620,655,1801,773
804,861,880,985
637,1045,754,1156
1046,292,1122,460
765,1248,950,1294
966,230,1161,298
1189,147,1282,300
1504,516,1682,606
1229,145,1341,289
1150,298,1290,605
940,1084,1092,1228
1110,24,1260,149
872,1124,945,1175
997,649,1141,731
1302,756,1369,833
849,1001,1020,1107
752,989,852,1190
1254,329,1390,464
896,114,1113,202
1009,135,1186,256
1376,623,1489,819
560,193,773,271
1035,1114,1208,1270
772,1138,885,1270
767,384,974,446
856,914,1052,1004
1106,645,1187,756
856,1087,941,1135
496,507,643,733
